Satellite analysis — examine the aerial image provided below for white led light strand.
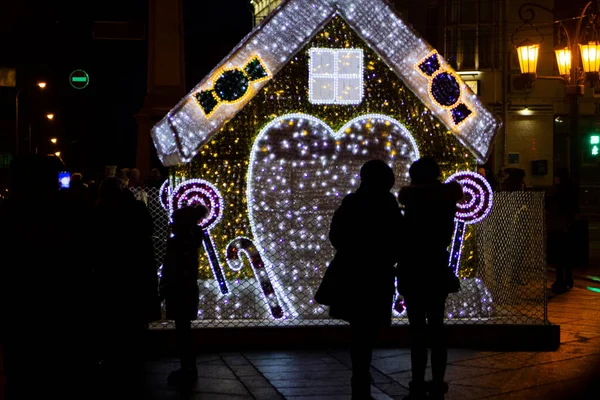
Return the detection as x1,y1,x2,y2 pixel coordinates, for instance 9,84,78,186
309,48,364,104
247,112,420,318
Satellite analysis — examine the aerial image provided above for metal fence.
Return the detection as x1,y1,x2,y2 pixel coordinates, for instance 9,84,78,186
134,187,547,329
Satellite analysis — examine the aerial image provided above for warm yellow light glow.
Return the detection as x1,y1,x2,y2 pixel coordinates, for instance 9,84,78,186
54,151,61,157
580,41,600,72
519,107,533,116
516,43,539,74
37,81,47,89
46,113,54,120
50,137,58,144
554,47,571,76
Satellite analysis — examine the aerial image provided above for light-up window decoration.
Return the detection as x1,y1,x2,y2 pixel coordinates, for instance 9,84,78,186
247,113,420,319
195,56,270,118
416,51,474,127
309,48,364,104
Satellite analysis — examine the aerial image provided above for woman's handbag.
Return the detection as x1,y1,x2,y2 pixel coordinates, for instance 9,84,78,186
314,253,345,306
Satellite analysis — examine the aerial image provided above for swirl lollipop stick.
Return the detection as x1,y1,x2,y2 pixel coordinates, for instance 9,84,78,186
171,179,229,295
226,237,284,319
445,171,494,275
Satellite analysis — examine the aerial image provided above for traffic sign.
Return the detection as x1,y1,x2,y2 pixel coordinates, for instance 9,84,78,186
69,70,89,89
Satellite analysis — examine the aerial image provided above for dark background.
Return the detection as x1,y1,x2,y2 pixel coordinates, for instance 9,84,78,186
0,0,252,182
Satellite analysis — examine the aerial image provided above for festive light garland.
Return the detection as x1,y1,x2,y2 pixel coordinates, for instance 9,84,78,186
151,0,500,166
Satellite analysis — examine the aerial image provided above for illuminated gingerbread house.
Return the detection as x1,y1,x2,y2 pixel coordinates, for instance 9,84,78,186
152,0,501,326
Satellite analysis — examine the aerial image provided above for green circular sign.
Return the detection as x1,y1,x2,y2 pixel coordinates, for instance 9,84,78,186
69,70,89,89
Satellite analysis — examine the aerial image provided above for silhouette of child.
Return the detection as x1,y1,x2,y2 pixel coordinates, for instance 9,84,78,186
161,205,207,386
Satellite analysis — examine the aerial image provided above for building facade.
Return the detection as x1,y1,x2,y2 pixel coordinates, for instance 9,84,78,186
251,0,600,196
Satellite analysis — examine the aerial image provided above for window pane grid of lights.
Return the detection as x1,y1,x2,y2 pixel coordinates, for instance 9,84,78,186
309,48,364,104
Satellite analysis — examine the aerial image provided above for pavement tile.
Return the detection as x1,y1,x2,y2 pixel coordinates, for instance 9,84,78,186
388,364,501,385
255,360,347,373
260,368,352,381
238,374,275,388
452,354,600,392
371,355,413,374
229,364,262,377
221,354,250,366
373,381,409,396
248,387,286,399
482,377,598,400
372,348,411,359
277,384,392,398
445,383,504,400
250,356,342,367
190,377,251,396
269,377,349,388
452,339,600,370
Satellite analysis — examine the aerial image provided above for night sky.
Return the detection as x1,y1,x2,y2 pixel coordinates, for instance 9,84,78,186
0,0,253,180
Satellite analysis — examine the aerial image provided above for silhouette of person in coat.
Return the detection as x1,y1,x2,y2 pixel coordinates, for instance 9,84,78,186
397,157,463,400
327,159,404,399
160,205,208,386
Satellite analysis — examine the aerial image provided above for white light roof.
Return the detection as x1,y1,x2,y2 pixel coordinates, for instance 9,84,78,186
151,0,501,166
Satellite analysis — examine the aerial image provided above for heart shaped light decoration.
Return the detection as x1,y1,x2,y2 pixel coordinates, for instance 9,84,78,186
247,113,420,319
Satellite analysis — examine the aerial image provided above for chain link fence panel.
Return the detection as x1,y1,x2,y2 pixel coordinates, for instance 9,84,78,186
136,186,547,329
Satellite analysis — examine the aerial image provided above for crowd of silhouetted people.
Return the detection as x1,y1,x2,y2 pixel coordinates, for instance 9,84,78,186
0,154,163,399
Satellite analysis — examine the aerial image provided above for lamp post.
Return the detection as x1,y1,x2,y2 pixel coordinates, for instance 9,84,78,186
15,81,48,154
513,1,598,193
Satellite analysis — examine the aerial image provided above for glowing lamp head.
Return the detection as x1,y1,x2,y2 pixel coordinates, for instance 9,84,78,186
554,47,571,76
50,137,58,144
46,113,55,121
37,81,47,89
580,41,600,73
54,151,61,157
516,40,539,75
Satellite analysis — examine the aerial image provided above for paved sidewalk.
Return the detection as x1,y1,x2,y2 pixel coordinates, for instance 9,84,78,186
139,267,600,400
139,221,600,399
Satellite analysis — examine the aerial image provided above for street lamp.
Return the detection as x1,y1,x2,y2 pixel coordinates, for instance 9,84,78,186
46,113,55,121
15,81,48,154
513,1,598,193
50,137,58,144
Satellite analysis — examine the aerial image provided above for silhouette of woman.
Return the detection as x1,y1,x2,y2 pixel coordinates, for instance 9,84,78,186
397,157,463,400
326,159,404,399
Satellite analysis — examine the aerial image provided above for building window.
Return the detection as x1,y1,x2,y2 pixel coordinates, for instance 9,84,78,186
443,0,499,70
309,48,364,105
251,0,282,26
